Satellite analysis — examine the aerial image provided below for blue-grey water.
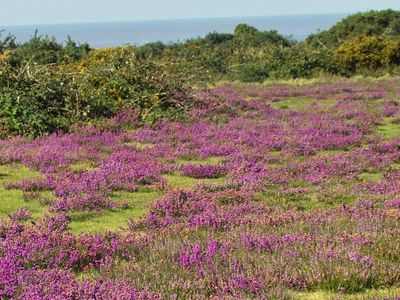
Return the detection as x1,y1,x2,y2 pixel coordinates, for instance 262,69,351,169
2,14,346,48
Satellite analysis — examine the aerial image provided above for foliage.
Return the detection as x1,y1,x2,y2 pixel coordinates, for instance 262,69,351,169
134,41,166,59
335,35,400,74
6,31,90,66
307,9,400,48
76,47,192,123
0,63,77,137
4,10,400,137
0,46,191,137
204,31,234,45
267,44,339,79
0,31,17,53
233,23,292,47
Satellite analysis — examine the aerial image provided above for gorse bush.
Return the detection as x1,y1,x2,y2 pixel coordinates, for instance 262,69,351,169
0,63,76,137
0,45,192,137
335,35,400,74
77,48,192,123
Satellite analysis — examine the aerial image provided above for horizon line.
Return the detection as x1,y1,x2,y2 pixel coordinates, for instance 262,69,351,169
1,11,355,28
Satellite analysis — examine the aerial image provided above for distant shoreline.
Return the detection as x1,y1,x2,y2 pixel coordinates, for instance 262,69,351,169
2,14,347,48
2,13,350,28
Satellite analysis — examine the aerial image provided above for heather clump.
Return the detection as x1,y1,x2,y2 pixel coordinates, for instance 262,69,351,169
0,214,156,299
181,164,227,179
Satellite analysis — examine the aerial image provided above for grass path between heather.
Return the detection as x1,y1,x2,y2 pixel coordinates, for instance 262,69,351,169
0,156,227,233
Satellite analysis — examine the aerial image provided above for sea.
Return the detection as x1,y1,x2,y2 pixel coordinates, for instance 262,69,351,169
2,14,346,48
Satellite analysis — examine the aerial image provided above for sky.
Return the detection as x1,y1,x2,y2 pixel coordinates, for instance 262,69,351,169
2,0,400,26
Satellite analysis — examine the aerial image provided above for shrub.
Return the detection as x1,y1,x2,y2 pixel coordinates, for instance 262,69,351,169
6,32,90,66
76,48,192,123
204,32,234,45
0,31,17,52
0,46,192,137
268,44,338,79
135,41,166,59
0,63,77,136
231,63,269,82
233,24,291,47
335,35,400,74
307,9,400,48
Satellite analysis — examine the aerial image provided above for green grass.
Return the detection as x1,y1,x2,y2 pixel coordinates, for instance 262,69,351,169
318,149,350,157
175,156,224,165
0,164,46,218
271,98,315,111
0,162,228,233
124,141,154,150
377,117,400,139
293,287,400,299
69,190,162,234
70,171,227,233
69,161,96,172
164,174,227,189
358,172,383,183
271,98,337,111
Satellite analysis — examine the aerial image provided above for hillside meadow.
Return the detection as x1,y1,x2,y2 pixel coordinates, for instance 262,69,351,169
0,78,400,299
2,9,400,300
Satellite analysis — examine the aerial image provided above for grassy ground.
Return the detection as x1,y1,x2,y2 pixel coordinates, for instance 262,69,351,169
69,190,162,233
270,97,337,111
0,159,227,234
0,164,46,218
377,117,400,139
294,288,400,299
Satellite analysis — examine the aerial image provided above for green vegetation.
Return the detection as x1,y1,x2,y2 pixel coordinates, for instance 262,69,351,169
335,35,400,74
294,288,400,300
0,45,191,137
69,190,162,233
0,164,46,218
164,174,226,189
307,9,400,48
2,10,400,137
0,159,227,233
377,117,400,139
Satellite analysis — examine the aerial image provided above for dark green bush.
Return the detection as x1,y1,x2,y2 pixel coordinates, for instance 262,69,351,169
0,64,77,136
233,24,292,47
0,31,17,52
266,45,338,79
0,47,192,137
63,36,91,62
230,63,269,82
135,41,166,59
204,32,234,45
77,50,192,123
307,9,400,48
6,32,90,66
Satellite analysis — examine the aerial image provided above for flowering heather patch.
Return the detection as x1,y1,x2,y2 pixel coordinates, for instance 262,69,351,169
10,208,32,222
181,164,227,179
1,79,400,298
384,199,400,209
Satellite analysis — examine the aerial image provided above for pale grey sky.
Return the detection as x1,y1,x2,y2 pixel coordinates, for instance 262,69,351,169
2,0,400,26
